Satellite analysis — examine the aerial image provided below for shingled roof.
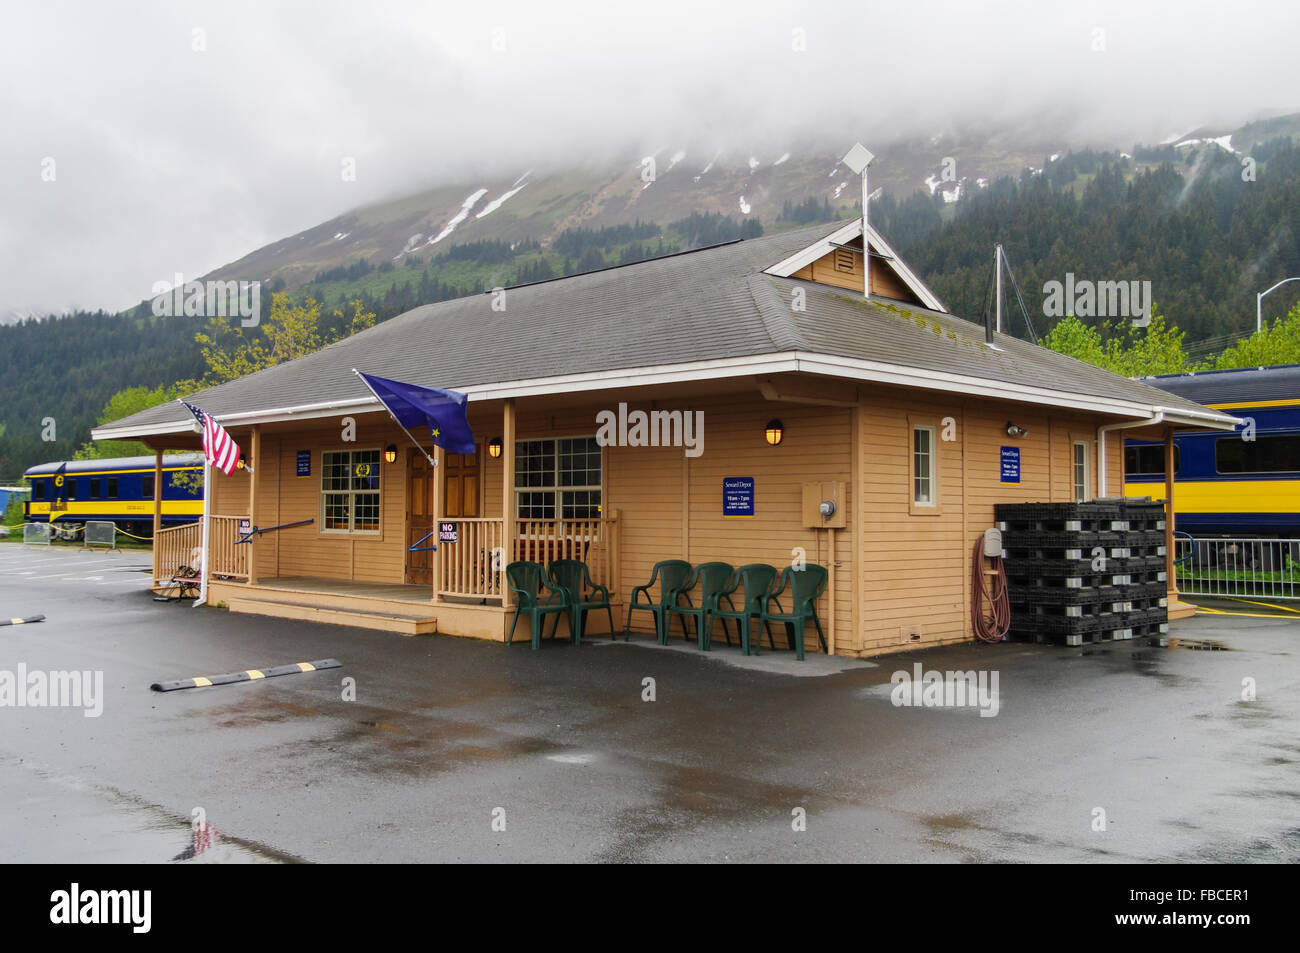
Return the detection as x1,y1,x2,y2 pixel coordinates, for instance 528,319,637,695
95,221,1237,439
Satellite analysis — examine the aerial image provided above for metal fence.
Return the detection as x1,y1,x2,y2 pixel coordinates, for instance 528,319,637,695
22,522,51,546
1176,537,1300,601
84,521,117,551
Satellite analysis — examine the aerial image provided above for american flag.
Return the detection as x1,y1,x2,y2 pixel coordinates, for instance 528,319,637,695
183,402,241,475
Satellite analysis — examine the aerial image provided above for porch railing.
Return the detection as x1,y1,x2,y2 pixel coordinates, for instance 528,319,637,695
436,517,506,600
153,521,201,582
515,517,619,595
208,515,250,581
434,515,620,601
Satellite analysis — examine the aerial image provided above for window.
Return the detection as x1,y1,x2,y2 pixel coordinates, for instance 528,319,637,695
321,449,381,533
107,477,118,499
1072,441,1090,503
32,481,46,500
90,478,101,498
515,436,601,519
142,475,154,499
912,426,936,506
1216,434,1300,474
66,478,77,501
1125,444,1179,477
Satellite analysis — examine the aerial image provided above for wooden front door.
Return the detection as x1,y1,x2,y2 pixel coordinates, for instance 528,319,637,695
405,450,434,585
443,448,480,517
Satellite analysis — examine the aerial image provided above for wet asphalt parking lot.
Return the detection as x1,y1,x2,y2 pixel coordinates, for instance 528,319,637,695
1,543,1298,863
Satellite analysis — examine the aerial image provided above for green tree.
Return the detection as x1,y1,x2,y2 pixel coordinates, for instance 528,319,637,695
70,384,184,460
1215,301,1300,368
1041,306,1199,376
190,294,376,389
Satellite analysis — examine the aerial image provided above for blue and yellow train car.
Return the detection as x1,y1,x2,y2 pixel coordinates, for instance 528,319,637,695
1124,365,1300,536
23,454,204,538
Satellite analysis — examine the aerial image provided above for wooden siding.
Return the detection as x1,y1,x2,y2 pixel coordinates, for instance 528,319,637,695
201,383,1133,656
792,246,917,302
855,387,1126,655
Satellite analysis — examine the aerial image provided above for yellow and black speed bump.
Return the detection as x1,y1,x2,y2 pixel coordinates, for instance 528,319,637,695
151,658,341,692
1,615,46,626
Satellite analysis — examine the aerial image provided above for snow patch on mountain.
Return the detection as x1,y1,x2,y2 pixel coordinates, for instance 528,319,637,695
428,188,488,245
772,152,790,166
476,184,526,219
739,196,752,214
394,233,424,259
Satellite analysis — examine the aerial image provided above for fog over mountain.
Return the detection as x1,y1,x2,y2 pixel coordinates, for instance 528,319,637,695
2,0,1297,318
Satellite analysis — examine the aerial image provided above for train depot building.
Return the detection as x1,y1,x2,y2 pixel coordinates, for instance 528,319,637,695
93,221,1241,656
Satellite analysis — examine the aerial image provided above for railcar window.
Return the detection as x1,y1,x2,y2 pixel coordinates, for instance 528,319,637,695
33,481,46,500
142,475,154,498
1125,445,1180,476
107,477,118,499
1215,434,1300,473
90,478,101,498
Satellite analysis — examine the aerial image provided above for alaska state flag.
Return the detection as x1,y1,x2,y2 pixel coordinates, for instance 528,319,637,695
355,372,477,455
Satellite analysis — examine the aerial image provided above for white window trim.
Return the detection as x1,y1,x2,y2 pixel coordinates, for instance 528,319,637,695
1073,440,1091,503
913,425,938,508
320,447,383,536
514,434,603,522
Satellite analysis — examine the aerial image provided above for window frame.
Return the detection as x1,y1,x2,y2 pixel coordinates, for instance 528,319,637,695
1124,443,1180,478
513,434,603,522
319,447,384,536
908,422,940,514
1072,440,1091,503
1214,433,1300,475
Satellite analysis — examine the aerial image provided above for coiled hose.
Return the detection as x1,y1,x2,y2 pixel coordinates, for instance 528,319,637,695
972,535,1011,643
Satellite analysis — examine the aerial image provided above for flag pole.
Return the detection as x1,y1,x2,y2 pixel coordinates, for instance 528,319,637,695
352,369,437,467
194,457,211,608
177,399,210,608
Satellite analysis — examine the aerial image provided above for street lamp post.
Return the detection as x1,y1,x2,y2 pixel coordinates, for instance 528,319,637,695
1257,276,1300,333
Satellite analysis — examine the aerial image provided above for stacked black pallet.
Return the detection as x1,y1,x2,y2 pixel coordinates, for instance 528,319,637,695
994,500,1170,646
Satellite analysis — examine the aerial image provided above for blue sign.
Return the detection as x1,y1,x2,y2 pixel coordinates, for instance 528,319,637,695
723,477,755,518
296,450,311,477
1000,446,1021,484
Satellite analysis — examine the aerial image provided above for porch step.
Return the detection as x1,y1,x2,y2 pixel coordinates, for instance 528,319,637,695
227,596,437,636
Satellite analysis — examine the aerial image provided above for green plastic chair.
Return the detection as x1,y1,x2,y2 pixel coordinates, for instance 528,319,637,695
758,565,828,661
505,561,571,650
625,560,693,643
710,563,780,656
667,562,735,651
547,559,615,644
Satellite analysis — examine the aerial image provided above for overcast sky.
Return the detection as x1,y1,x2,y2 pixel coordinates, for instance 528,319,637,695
2,0,1296,318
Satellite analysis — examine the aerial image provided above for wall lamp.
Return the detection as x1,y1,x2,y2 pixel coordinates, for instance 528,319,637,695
765,419,785,446
1005,422,1029,438
383,444,398,464
488,437,503,458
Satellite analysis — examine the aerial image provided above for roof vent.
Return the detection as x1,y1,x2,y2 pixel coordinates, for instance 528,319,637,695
833,248,856,273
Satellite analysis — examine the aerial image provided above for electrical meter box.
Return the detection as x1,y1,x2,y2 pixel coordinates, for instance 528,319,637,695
801,481,846,528
983,526,1003,558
